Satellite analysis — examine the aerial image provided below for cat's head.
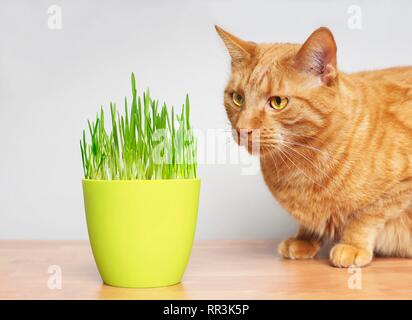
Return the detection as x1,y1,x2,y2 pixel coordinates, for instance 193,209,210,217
216,26,339,156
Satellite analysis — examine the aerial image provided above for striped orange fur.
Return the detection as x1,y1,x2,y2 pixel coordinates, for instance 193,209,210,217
216,26,412,267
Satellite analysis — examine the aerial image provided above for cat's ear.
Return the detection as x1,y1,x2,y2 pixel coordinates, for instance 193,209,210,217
294,27,338,86
215,25,256,64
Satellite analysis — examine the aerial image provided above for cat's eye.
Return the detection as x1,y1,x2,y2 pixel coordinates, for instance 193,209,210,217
232,92,244,107
269,96,289,110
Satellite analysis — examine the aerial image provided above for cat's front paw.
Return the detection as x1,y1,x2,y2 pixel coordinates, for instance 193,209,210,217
278,238,320,260
329,243,372,268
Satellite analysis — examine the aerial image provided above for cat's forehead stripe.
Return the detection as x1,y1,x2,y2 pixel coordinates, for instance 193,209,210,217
247,45,298,93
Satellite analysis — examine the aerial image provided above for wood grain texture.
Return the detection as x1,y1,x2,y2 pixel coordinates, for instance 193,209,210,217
0,240,411,300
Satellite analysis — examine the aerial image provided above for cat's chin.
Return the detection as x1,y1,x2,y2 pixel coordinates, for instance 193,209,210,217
243,144,272,157
242,141,263,156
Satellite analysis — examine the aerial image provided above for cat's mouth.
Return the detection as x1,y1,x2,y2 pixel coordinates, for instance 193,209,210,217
232,129,280,157
246,138,260,155
233,129,262,155
248,138,281,157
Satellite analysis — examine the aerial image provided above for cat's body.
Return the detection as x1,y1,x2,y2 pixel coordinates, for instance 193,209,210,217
216,26,412,267
261,67,412,258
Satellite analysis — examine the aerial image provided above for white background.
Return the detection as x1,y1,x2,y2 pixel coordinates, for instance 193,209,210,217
0,0,411,239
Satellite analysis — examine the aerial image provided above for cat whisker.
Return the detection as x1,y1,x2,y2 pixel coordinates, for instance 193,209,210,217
270,145,292,171
266,146,280,181
281,139,336,162
263,140,334,194
279,145,334,195
280,142,337,188
261,138,343,193
262,137,337,163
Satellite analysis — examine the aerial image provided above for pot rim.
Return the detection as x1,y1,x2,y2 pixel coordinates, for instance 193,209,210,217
82,178,200,184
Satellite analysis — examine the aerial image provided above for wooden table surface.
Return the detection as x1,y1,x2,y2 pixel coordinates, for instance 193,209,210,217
1,240,411,300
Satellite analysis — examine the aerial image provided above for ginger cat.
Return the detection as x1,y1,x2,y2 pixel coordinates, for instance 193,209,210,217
216,25,412,267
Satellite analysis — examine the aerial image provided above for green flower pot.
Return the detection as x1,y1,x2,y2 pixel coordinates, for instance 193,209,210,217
82,178,200,288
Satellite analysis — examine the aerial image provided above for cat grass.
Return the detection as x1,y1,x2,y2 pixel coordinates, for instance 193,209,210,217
80,73,197,180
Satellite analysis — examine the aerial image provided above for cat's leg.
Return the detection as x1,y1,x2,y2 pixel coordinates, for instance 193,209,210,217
375,210,412,258
329,212,385,268
330,180,412,267
278,226,322,259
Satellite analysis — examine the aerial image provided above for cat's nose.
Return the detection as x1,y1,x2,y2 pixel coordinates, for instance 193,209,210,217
236,128,253,136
